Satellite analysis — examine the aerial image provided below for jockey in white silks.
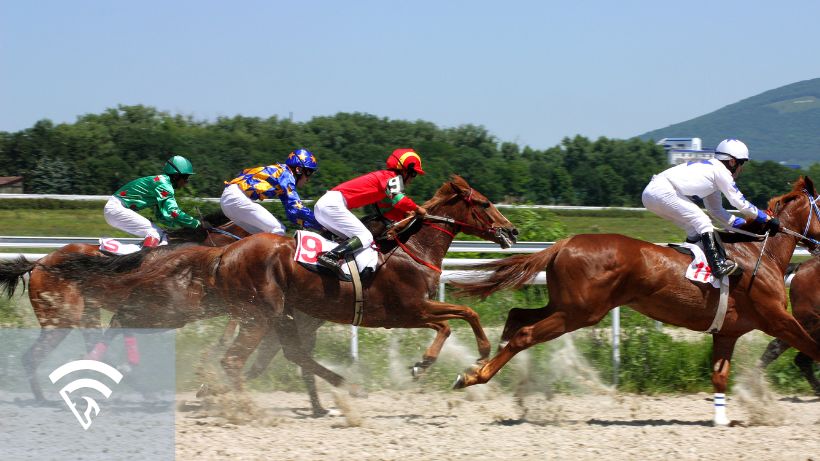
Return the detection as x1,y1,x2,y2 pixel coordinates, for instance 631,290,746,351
642,139,780,277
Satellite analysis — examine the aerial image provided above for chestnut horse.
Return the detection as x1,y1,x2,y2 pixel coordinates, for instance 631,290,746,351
43,176,518,397
453,177,820,425
759,255,820,395
0,215,248,401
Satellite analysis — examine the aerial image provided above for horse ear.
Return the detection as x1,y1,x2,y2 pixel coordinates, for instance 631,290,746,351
804,176,816,195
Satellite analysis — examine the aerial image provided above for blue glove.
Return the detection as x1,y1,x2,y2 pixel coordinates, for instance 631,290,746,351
730,217,746,228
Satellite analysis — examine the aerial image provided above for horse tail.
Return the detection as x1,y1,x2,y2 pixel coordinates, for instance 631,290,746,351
0,256,37,298
453,239,567,299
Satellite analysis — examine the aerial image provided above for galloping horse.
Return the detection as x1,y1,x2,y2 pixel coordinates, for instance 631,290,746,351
43,176,518,398
453,177,820,425
0,214,248,401
759,255,820,395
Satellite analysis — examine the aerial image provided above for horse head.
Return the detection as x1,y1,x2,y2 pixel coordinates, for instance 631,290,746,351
768,176,820,255
423,175,518,248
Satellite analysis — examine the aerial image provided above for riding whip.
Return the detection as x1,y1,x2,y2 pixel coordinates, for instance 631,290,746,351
748,229,770,288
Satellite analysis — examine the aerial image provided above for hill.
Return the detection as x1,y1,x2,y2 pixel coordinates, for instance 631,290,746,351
639,78,820,166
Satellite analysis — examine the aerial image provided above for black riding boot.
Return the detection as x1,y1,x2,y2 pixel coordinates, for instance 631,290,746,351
701,232,742,278
316,236,363,275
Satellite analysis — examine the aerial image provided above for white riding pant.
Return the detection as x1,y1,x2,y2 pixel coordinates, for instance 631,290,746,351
220,184,286,235
314,191,374,248
642,175,713,239
103,197,164,241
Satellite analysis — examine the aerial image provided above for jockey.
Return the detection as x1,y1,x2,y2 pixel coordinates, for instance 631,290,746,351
221,149,323,235
314,148,428,275
642,139,780,277
104,155,201,247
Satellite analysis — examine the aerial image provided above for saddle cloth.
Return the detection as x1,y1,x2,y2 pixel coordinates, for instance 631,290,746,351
679,242,720,288
99,238,142,255
294,230,378,276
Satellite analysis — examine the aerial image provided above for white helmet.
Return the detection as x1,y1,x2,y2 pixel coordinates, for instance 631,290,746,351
714,139,749,161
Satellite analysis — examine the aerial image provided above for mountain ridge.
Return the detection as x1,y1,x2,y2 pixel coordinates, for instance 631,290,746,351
639,78,820,166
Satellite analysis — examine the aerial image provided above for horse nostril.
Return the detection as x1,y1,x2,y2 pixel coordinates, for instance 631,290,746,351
512,228,519,236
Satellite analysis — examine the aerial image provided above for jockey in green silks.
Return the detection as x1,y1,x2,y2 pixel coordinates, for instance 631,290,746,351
103,155,202,247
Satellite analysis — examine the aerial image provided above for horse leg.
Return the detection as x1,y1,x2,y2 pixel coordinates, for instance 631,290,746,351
758,309,820,362
220,320,269,391
419,301,491,362
411,321,451,379
710,335,739,426
273,315,346,389
499,306,554,347
455,307,592,388
86,312,125,362
759,338,790,368
22,328,71,401
79,306,103,352
793,352,820,396
244,326,283,381
297,314,329,417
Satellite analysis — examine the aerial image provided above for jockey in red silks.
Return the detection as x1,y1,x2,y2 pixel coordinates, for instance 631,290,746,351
104,155,202,247
221,149,323,235
642,138,780,277
313,148,428,275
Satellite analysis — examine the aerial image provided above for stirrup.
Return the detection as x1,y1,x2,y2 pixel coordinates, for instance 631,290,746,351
317,253,342,271
713,259,742,278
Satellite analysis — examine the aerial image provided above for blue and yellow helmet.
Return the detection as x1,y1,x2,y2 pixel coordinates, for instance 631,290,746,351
286,149,318,171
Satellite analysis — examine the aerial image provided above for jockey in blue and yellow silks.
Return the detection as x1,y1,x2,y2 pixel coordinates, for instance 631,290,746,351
221,149,323,235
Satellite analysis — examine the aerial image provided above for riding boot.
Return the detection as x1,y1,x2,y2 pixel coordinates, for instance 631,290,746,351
142,236,160,248
316,236,363,275
701,232,742,278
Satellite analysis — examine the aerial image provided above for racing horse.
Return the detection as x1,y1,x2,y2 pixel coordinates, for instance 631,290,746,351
42,176,518,398
453,177,820,425
759,255,820,395
0,213,248,402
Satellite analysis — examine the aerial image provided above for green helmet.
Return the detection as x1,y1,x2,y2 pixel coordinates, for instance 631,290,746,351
163,155,195,176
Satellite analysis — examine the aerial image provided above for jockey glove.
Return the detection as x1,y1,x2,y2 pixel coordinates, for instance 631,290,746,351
730,217,746,229
764,217,781,235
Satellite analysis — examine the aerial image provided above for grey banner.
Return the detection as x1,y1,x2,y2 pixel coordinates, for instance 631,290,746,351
0,329,175,460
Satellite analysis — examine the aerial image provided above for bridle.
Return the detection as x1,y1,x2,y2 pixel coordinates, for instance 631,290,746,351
773,189,820,254
395,186,514,272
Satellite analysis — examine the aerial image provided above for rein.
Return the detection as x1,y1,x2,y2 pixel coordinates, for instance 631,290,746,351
777,189,820,248
210,226,243,241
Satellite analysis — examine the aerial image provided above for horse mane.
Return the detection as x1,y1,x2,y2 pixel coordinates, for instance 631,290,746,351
422,175,470,210
45,245,181,281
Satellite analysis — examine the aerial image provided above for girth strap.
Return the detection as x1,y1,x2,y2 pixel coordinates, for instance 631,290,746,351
707,277,730,334
346,255,364,326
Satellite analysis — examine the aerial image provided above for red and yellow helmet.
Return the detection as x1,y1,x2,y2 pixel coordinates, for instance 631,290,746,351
386,148,425,175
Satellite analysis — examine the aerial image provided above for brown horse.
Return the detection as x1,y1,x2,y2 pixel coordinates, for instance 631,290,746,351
0,215,248,401
453,177,820,425
759,255,820,395
42,176,518,398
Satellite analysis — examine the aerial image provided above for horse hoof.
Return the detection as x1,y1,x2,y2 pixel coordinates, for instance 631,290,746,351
452,374,466,390
311,408,331,418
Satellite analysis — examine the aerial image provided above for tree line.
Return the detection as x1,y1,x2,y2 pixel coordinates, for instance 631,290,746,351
1,104,818,207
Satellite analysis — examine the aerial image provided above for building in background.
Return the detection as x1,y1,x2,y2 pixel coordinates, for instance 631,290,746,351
656,137,715,165
0,176,24,194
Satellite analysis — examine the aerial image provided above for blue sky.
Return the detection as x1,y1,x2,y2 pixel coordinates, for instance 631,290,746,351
2,1,819,149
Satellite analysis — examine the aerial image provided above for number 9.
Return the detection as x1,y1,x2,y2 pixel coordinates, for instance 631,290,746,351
300,235,322,263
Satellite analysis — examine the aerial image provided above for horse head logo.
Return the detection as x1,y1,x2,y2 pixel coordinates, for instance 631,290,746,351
48,360,124,430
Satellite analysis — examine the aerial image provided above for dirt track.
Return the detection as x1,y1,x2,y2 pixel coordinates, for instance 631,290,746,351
175,386,820,461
